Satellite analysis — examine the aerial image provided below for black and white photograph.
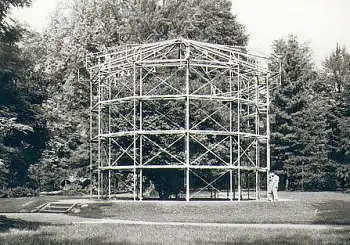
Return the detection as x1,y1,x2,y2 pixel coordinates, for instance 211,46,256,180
0,0,349,244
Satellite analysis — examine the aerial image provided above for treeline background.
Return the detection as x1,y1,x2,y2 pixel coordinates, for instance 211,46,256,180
0,0,349,196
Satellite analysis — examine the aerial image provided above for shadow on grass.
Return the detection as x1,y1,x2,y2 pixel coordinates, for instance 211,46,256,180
73,202,113,219
0,233,133,245
312,200,350,225
1,223,350,245
197,230,350,245
0,215,48,233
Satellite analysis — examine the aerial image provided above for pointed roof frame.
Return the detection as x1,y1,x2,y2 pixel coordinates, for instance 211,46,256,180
86,38,271,76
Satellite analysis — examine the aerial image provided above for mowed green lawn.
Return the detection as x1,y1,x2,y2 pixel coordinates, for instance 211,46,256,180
0,195,86,213
78,200,318,224
0,224,350,245
76,191,350,225
0,191,349,245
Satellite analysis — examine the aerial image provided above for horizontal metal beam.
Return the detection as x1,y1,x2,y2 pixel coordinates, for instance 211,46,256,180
99,165,268,171
94,130,268,139
95,95,269,106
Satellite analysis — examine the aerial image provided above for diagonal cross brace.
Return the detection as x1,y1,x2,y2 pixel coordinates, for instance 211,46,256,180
190,101,228,131
189,169,229,198
111,139,139,166
111,104,134,128
191,135,229,166
142,135,185,166
190,66,229,95
143,135,185,165
232,138,257,167
191,102,229,130
190,135,230,165
145,70,182,96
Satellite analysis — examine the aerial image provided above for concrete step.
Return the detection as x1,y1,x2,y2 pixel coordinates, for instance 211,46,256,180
45,206,71,210
49,203,72,207
39,209,68,213
38,202,80,213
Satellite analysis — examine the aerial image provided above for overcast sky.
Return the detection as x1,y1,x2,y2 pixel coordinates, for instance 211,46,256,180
232,0,350,67
11,0,350,67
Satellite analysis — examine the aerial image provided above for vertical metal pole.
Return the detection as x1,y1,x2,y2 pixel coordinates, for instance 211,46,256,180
101,171,104,198
133,52,137,201
256,170,260,200
247,83,250,131
97,58,101,199
237,55,241,201
185,45,190,201
255,76,260,200
108,65,112,199
247,173,250,199
266,74,271,195
233,173,235,200
229,52,233,201
88,58,93,199
139,63,143,201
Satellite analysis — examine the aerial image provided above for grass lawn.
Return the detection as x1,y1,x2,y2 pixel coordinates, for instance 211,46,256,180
313,200,350,225
74,191,350,225
0,191,350,244
0,215,45,233
76,200,319,224
0,195,87,213
0,224,349,245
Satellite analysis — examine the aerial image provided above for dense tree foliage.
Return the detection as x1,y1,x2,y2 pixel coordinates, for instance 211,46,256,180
0,0,48,190
322,45,350,189
270,35,334,190
27,0,248,196
2,0,350,196
270,37,350,191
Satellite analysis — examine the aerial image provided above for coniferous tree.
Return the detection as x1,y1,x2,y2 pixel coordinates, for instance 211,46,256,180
322,45,350,189
270,35,331,190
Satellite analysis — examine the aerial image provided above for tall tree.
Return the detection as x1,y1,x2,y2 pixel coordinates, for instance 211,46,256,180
322,45,350,189
270,35,331,190
31,0,248,195
0,0,49,189
323,45,350,164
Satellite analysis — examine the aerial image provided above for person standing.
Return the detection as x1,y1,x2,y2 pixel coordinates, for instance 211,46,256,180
267,172,279,201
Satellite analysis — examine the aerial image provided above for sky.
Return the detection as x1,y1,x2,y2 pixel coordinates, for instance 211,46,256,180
10,0,350,67
232,0,350,67
11,0,57,30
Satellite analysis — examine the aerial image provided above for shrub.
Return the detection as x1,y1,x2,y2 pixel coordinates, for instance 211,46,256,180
1,187,39,198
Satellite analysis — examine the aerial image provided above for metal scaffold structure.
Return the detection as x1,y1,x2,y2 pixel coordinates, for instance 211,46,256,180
86,38,280,201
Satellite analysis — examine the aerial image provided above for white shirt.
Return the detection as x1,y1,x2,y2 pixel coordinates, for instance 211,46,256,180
271,175,279,188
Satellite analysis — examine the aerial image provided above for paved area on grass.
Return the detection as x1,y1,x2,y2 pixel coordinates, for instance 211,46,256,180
56,199,295,204
1,213,350,230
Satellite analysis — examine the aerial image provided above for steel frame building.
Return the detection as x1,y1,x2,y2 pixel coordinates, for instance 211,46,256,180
86,38,280,201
